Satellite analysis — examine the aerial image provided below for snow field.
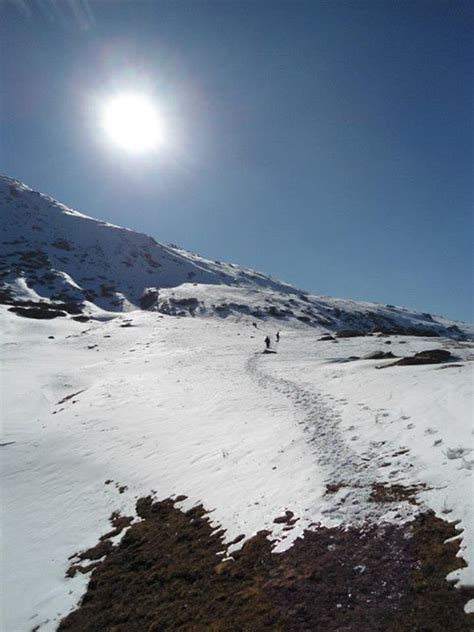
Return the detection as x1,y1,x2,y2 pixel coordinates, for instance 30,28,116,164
262,330,474,597
1,310,325,631
1,309,473,629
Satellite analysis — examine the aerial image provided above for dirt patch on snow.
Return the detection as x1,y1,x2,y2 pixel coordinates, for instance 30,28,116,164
59,496,474,632
369,482,427,505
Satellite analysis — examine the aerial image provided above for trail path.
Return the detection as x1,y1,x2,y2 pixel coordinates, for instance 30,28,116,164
246,352,419,527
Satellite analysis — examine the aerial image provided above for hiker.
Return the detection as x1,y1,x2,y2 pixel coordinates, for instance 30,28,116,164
276,331,280,343
265,336,271,349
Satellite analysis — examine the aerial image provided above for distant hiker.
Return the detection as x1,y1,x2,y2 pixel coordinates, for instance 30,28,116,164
276,331,280,343
265,336,271,349
252,322,257,329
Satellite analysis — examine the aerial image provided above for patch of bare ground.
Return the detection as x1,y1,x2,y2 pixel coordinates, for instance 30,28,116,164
369,482,427,505
59,495,474,632
66,511,134,579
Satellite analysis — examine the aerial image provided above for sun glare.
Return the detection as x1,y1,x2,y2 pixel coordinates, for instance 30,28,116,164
102,94,163,153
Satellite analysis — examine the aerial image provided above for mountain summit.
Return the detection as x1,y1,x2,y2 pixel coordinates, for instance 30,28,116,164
0,175,468,338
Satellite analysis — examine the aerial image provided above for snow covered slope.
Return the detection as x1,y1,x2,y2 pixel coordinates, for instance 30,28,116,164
1,176,473,630
0,175,470,339
0,176,295,311
1,309,473,631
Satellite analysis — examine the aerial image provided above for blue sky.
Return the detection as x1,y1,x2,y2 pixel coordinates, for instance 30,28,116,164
1,0,472,321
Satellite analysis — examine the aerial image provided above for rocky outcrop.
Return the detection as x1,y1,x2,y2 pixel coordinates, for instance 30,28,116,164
395,349,454,366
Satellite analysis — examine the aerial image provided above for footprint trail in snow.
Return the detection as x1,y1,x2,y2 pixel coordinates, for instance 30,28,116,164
247,353,420,526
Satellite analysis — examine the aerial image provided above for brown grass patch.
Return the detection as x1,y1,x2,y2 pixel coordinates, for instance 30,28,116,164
369,482,426,505
58,495,474,631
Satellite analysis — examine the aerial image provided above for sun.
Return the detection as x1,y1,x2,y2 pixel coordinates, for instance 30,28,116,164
101,94,164,153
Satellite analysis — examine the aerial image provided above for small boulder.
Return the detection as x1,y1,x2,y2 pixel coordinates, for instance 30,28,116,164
363,351,396,360
273,510,295,525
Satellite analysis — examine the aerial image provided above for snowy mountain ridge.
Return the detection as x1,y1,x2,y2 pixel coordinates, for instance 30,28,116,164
0,175,470,338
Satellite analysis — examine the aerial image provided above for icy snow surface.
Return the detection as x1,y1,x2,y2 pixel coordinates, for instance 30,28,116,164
1,309,473,631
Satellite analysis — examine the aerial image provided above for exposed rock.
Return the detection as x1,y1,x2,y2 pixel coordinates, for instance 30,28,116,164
336,330,365,338
363,351,397,360
8,306,67,319
273,510,295,525
267,305,289,318
296,315,311,324
57,302,83,315
158,297,200,316
396,349,454,365
446,324,467,340
51,238,74,251
140,288,159,310
379,349,455,369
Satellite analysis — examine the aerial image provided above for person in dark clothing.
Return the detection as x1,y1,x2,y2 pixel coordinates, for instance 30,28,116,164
276,331,280,343
265,336,271,349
